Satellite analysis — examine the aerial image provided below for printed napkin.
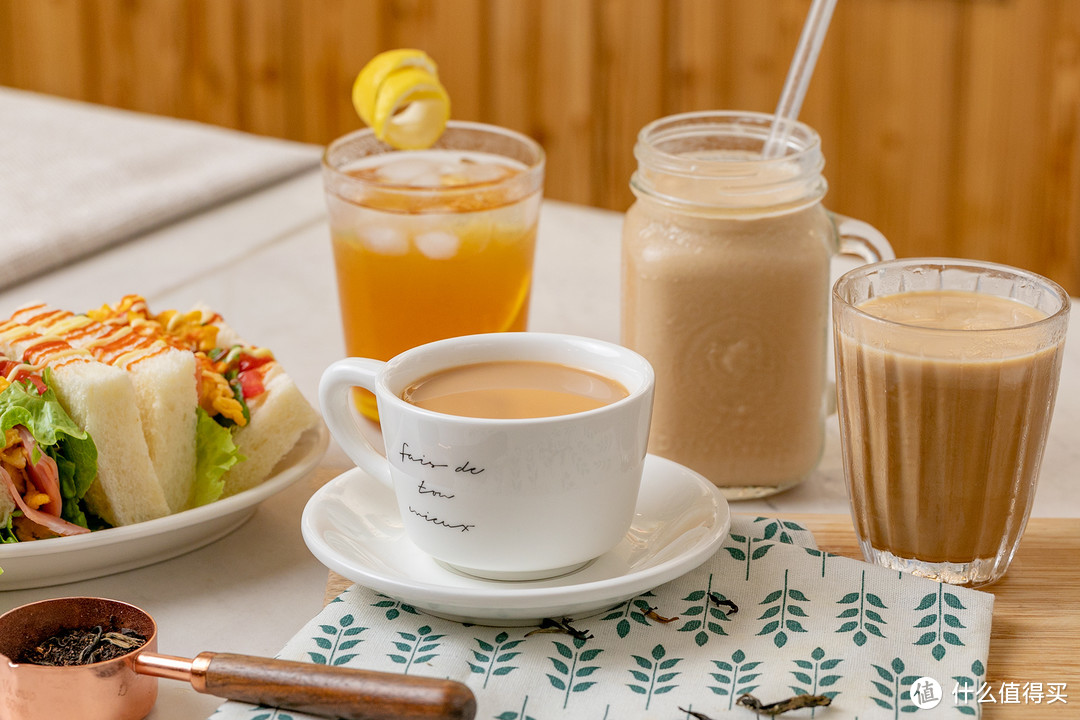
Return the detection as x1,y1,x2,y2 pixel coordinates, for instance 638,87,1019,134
0,87,319,290
209,516,993,719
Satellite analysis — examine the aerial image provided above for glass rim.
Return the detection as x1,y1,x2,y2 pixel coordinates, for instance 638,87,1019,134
630,110,827,213
321,120,545,196
634,110,823,173
832,257,1072,334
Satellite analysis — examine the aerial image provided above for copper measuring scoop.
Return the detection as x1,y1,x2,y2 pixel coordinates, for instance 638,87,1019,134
0,597,476,720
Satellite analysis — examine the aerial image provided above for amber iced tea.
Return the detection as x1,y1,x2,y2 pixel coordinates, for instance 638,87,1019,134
323,124,545,420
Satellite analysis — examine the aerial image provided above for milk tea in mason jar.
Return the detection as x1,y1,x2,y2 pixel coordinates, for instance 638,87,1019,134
621,111,891,498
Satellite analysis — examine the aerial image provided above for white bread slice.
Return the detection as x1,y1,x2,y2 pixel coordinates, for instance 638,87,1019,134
9,304,198,513
221,365,318,495
0,321,170,526
193,306,319,496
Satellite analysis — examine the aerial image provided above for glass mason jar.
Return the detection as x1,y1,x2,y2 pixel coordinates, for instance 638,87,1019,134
621,110,892,499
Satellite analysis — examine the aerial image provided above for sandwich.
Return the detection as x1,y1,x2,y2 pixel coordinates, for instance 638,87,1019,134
0,358,99,542
85,295,318,498
193,307,318,496
0,323,171,531
9,303,204,513
0,296,318,542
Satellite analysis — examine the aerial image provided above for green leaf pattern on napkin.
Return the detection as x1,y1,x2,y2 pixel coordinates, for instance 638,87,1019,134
247,711,294,720
626,643,682,709
677,575,732,646
837,569,889,647
708,648,763,710
913,584,968,661
870,657,921,716
469,631,524,688
547,636,603,708
952,659,987,717
805,546,834,577
600,591,657,638
494,695,540,720
790,646,843,717
756,569,811,648
753,517,809,544
724,531,775,582
387,624,443,673
210,516,994,720
370,594,420,621
305,614,365,666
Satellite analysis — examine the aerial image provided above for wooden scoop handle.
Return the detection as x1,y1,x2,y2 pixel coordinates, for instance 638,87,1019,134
189,652,476,720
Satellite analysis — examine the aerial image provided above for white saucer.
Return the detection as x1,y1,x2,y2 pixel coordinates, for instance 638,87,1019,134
301,454,730,625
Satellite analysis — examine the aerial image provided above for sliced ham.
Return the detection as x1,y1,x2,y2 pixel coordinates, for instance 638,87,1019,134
1,447,89,537
16,425,62,516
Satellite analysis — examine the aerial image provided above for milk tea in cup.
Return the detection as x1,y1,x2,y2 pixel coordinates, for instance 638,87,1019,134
319,333,654,580
402,360,630,419
833,259,1069,586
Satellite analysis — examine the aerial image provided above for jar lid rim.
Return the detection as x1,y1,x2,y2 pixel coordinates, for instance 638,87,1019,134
635,110,822,172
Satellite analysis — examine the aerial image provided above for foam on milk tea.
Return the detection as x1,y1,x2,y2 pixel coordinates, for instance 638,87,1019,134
402,361,629,419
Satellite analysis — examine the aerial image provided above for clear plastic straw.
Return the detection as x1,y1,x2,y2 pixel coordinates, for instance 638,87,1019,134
761,0,839,159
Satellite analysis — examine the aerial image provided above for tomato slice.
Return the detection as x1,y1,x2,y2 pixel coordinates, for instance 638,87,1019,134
238,369,265,399
237,353,273,373
0,361,48,395
17,370,48,395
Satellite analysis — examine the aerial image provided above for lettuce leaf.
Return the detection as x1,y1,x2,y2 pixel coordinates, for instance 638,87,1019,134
0,369,98,528
1,513,17,544
0,369,90,446
52,442,101,527
190,407,243,507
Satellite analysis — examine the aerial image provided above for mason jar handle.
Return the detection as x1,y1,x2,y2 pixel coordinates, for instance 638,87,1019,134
319,358,393,488
833,214,895,263
825,215,894,415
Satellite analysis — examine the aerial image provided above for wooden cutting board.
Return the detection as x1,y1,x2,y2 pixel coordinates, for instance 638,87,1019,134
325,514,1079,718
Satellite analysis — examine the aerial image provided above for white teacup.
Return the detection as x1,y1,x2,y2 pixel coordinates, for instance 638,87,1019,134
319,332,655,580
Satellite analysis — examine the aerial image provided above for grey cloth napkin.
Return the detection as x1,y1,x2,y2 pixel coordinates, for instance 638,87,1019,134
0,88,320,289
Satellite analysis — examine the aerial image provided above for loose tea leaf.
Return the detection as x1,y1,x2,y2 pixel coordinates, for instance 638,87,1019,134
644,605,679,624
525,617,593,641
709,592,739,615
679,708,716,720
736,692,832,715
18,626,147,666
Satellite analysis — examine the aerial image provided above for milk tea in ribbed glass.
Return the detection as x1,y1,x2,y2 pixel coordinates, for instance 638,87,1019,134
833,259,1069,586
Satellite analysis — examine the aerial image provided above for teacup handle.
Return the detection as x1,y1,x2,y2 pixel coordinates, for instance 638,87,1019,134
319,358,393,488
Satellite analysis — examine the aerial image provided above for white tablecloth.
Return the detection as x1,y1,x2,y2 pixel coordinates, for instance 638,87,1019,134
0,88,320,290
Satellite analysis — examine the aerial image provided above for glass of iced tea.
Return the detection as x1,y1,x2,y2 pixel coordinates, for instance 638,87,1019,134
322,122,545,420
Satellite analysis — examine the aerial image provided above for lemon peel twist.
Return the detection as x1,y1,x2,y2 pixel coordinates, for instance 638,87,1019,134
352,49,450,150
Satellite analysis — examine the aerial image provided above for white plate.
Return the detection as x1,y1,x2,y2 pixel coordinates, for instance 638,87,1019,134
0,423,329,590
302,453,730,625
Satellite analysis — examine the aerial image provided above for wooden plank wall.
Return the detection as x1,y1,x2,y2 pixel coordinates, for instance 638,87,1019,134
1,0,1078,294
